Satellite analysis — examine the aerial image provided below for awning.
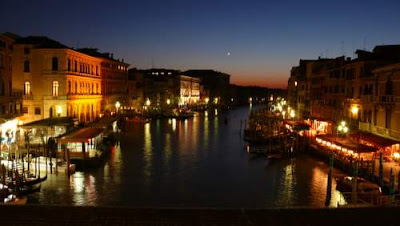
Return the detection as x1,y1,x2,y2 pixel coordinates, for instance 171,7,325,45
284,121,310,131
86,116,118,128
57,127,104,143
351,132,399,148
317,134,378,153
22,117,77,128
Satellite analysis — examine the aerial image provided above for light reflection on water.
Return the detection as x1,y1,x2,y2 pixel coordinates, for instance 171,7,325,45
28,106,346,208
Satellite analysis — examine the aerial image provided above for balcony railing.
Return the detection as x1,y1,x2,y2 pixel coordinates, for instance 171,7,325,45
43,95,67,100
23,95,33,100
360,95,374,103
377,95,394,104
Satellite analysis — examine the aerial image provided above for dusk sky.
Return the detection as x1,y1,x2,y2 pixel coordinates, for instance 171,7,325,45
2,0,400,88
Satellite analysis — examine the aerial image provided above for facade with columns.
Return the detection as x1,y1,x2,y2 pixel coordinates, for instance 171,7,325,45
12,36,102,123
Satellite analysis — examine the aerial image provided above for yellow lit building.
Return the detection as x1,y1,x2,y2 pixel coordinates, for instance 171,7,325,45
178,75,200,105
77,48,129,113
12,36,102,123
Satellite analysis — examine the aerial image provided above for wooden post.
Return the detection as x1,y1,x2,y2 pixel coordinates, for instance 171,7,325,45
351,161,358,204
66,146,70,178
325,154,334,206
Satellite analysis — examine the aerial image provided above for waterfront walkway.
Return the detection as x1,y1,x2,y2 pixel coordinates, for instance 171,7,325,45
0,205,399,225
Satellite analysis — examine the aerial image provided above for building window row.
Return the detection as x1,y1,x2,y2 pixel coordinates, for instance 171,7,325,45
67,80,100,95
67,58,99,75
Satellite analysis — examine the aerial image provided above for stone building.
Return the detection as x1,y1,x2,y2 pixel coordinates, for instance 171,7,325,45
0,33,22,117
288,45,400,126
12,36,102,123
77,48,129,113
0,33,23,144
177,75,200,105
184,70,230,105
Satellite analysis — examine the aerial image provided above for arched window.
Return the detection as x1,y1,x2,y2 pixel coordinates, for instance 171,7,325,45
75,81,78,94
52,57,58,70
74,60,77,72
67,59,71,71
96,83,98,94
0,77,4,96
24,60,30,72
68,81,71,94
52,81,59,96
91,83,94,94
386,77,393,95
24,81,30,95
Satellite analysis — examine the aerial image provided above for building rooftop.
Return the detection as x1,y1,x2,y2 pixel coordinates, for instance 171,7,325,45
77,48,129,65
14,36,69,49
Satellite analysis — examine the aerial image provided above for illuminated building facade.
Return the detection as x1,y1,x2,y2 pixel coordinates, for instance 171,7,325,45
12,36,102,123
288,45,400,128
177,75,200,105
77,48,129,113
0,33,22,145
127,68,144,111
0,33,22,117
184,70,230,105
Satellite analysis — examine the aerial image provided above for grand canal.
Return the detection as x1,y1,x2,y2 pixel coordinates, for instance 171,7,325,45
28,106,346,207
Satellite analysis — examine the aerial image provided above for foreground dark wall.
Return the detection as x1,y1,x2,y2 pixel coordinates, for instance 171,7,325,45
0,205,399,225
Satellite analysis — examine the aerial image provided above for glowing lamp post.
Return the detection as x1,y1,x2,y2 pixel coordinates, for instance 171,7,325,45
337,121,349,137
146,99,151,106
290,109,295,119
166,99,170,105
205,98,209,104
56,106,62,117
115,101,121,114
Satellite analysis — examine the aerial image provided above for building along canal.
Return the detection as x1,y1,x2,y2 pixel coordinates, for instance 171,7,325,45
27,106,347,207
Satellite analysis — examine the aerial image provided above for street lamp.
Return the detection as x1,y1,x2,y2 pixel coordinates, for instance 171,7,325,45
351,106,359,115
282,111,286,119
167,99,170,105
56,106,62,117
115,101,121,114
205,98,209,104
337,120,349,135
146,99,151,106
290,109,295,119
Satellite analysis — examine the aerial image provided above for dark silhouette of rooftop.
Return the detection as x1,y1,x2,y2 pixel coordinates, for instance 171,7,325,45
14,36,69,49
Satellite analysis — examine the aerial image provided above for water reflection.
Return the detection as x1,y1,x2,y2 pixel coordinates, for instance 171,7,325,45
143,122,152,185
29,106,346,208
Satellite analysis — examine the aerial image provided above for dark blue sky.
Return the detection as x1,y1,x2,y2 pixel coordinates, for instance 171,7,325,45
2,0,400,88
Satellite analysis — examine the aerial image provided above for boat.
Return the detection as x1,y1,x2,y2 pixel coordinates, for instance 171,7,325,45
2,195,27,205
24,175,47,187
336,176,382,194
267,153,284,159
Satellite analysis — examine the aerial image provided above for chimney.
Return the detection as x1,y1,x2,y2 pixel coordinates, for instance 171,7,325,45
122,59,124,63
111,53,114,59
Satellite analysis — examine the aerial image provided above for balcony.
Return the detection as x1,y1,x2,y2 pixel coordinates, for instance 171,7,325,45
360,95,374,103
43,95,67,100
377,95,394,104
23,95,33,100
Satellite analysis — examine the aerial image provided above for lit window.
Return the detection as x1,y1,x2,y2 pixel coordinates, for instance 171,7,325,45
24,81,30,95
52,81,59,96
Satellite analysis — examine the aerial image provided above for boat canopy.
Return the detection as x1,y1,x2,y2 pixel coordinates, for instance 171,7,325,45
57,127,104,143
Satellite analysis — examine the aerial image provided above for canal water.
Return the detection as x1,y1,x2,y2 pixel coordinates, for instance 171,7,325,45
28,106,346,207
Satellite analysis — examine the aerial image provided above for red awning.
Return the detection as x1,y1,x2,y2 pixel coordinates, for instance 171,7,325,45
317,134,378,153
351,132,399,148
